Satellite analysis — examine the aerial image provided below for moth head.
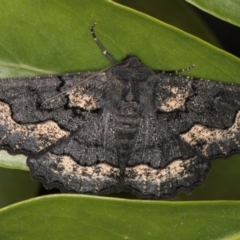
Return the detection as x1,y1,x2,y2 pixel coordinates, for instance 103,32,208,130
104,62,158,114
110,55,152,84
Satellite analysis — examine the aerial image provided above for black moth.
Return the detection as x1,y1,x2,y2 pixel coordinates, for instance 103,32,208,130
0,23,240,199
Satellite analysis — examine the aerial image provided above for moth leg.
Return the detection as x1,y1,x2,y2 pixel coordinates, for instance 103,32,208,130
155,63,195,74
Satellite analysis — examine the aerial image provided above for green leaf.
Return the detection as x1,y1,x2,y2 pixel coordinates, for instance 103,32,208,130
1,195,240,240
186,0,240,27
0,151,27,171
0,0,240,171
0,0,239,82
0,0,240,202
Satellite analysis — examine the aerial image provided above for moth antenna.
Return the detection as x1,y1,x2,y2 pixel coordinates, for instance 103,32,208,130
42,23,123,106
90,22,117,64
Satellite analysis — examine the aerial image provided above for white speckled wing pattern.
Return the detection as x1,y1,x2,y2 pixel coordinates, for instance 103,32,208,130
181,111,240,157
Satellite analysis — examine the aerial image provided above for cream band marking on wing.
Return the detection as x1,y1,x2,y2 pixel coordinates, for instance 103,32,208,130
67,72,107,111
0,101,69,151
46,153,120,193
159,85,190,112
181,111,240,155
124,158,197,196
68,87,99,110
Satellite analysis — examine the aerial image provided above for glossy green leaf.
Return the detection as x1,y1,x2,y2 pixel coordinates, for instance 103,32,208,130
1,195,240,240
0,2,240,240
186,0,240,27
0,0,240,201
0,0,240,171
0,150,27,170
0,0,238,82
